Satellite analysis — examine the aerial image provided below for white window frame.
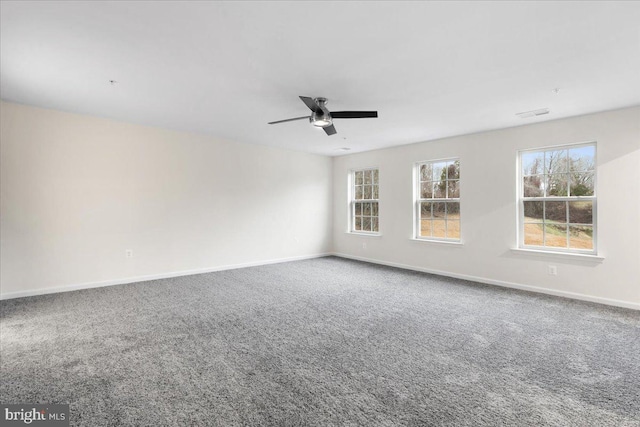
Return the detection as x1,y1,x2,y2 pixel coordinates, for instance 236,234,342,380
414,158,461,242
349,168,380,234
517,141,597,255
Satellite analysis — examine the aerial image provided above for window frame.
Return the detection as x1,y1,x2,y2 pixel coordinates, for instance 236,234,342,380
517,141,597,255
414,158,461,242
349,168,380,235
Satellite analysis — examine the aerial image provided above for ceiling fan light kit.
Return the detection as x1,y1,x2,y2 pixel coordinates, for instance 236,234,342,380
268,96,378,136
310,98,332,128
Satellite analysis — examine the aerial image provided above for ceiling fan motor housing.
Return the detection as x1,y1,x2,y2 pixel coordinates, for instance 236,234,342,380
310,98,333,128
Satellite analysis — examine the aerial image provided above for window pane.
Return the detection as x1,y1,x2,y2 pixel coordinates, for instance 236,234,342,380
569,146,595,172
545,150,568,174
568,201,593,224
372,169,379,184
432,162,447,181
447,161,460,179
420,220,432,237
569,225,593,249
433,202,446,218
372,217,379,232
420,164,432,181
420,202,432,219
446,221,460,239
446,202,460,218
420,182,433,199
363,203,371,215
545,201,567,223
524,223,544,246
371,202,379,216
362,217,371,231
355,202,362,216
522,152,544,175
355,185,363,199
570,171,594,196
433,180,446,198
523,201,543,221
364,170,372,185
354,216,362,231
546,174,568,197
355,171,363,185
523,175,544,197
372,185,379,199
363,185,372,199
432,220,446,238
447,180,460,198
545,224,567,248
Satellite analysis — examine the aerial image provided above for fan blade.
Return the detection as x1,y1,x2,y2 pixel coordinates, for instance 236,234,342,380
268,116,310,125
323,124,337,136
331,111,378,119
299,96,320,112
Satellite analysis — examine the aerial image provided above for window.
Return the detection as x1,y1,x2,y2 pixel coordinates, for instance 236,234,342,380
415,159,460,241
351,168,379,233
519,142,596,253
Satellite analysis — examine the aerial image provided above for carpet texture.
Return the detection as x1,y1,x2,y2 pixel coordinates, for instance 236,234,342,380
1,257,639,426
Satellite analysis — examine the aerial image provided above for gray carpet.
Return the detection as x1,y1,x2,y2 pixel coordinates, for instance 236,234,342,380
1,256,639,426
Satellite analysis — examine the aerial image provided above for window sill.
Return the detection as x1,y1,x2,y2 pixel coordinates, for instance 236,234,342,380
510,248,604,263
346,232,382,238
411,238,463,246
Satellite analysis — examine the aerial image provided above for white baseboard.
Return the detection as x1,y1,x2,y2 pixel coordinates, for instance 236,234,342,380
4,252,638,311
0,253,332,300
332,252,640,311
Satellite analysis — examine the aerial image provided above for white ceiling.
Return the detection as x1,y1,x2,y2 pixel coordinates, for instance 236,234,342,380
1,1,639,156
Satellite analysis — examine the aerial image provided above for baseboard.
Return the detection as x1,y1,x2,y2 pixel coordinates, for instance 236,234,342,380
332,252,640,311
0,253,332,301
4,252,638,310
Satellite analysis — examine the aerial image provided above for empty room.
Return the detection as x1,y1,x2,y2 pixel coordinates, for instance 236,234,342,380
1,1,639,426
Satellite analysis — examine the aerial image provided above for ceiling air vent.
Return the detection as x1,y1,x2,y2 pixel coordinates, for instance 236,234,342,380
516,108,550,119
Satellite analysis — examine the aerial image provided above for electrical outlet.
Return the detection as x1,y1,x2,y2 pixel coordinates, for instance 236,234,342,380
362,242,367,250
548,265,557,276
125,249,133,258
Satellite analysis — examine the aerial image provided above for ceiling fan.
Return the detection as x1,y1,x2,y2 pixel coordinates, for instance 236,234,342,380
268,96,378,136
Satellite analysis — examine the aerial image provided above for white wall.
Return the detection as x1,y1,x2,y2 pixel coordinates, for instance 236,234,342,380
333,107,640,308
0,101,333,298
3,101,639,308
